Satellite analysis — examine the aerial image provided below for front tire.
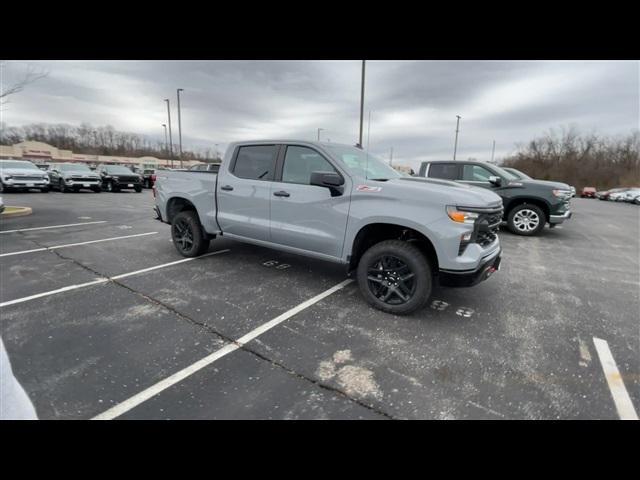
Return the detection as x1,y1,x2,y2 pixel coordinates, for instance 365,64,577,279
40,187,50,193
171,210,210,257
59,180,68,193
134,186,142,193
357,240,432,315
507,204,546,236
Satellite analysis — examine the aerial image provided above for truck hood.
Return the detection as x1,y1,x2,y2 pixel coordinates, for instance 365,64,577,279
0,167,48,177
385,176,503,208
60,169,100,177
513,179,571,190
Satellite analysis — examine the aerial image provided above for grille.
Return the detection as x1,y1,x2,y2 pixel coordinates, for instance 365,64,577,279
14,175,45,181
117,176,140,183
477,230,497,247
71,177,99,182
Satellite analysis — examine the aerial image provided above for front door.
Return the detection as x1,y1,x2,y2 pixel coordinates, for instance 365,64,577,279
269,145,350,259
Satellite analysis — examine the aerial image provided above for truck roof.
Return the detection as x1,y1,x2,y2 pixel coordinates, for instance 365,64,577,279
229,140,357,148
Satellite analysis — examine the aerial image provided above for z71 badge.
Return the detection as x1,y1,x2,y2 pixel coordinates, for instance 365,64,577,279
356,185,382,192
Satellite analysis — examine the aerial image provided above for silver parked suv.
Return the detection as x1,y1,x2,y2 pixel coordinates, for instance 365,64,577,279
0,159,51,193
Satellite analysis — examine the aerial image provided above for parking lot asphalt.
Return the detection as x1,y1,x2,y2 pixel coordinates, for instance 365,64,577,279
1,190,638,419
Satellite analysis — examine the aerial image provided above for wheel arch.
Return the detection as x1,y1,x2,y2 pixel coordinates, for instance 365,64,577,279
504,196,550,222
348,222,439,274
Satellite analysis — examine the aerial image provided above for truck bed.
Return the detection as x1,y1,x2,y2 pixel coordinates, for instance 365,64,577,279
154,169,220,234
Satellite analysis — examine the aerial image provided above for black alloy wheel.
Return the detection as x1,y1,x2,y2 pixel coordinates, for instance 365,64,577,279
366,255,416,305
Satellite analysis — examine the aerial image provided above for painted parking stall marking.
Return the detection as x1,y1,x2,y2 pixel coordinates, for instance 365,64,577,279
593,337,639,420
0,249,230,309
0,231,158,258
92,279,354,420
0,220,107,234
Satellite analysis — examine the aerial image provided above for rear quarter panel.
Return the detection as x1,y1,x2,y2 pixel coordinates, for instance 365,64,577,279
155,170,219,233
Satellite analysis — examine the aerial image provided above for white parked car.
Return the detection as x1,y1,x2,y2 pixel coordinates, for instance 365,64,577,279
608,191,628,202
621,188,640,202
0,159,50,193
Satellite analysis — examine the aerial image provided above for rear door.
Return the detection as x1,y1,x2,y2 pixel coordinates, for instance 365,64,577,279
216,144,278,242
269,144,350,259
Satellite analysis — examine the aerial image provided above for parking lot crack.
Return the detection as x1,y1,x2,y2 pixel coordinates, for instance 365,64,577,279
98,276,395,420
14,232,393,418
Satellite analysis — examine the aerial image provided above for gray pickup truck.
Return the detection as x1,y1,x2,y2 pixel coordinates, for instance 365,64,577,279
154,141,504,314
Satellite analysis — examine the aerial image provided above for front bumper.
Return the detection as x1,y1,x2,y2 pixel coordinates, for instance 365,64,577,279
438,248,502,288
549,210,572,224
113,181,141,189
2,180,49,188
64,179,101,188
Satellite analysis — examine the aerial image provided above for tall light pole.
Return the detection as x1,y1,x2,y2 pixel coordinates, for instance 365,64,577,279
177,88,184,169
164,99,174,168
317,128,324,141
490,140,496,163
358,60,366,149
453,115,462,161
366,110,371,151
161,124,168,156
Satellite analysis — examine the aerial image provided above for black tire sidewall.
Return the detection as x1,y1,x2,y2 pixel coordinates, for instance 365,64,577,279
171,211,210,257
357,240,432,315
507,204,546,236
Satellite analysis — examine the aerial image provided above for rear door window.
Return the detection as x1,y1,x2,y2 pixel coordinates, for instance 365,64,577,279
232,145,278,181
427,163,460,180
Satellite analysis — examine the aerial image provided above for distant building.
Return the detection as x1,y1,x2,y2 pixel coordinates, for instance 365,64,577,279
0,141,203,169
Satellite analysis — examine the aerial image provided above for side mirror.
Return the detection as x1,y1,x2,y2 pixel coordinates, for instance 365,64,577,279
488,175,502,186
310,171,344,195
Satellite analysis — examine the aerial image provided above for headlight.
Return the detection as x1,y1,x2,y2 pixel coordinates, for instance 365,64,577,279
552,189,570,198
446,205,479,224
112,176,119,181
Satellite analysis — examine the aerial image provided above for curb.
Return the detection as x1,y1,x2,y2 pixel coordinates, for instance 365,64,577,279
0,206,33,218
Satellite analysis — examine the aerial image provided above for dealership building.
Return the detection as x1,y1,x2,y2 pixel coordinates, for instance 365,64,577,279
0,141,202,169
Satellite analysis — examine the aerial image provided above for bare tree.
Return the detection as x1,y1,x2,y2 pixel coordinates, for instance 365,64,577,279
0,63,49,109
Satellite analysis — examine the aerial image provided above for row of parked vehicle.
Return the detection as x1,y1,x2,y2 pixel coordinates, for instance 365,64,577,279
0,159,157,193
580,186,640,204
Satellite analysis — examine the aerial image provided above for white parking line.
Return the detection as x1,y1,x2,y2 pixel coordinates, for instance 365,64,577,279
593,337,639,420
0,249,230,309
92,278,354,420
0,221,107,234
0,232,158,258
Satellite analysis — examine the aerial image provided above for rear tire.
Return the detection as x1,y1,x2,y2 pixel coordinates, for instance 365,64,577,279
357,240,432,315
507,204,546,236
40,187,49,193
134,186,142,193
92,187,101,193
171,210,210,257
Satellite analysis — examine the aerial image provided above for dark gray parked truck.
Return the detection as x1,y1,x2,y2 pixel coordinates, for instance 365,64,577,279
154,141,504,315
419,160,572,236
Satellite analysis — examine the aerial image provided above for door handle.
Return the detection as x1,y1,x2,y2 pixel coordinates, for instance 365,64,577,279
273,190,290,197
220,185,234,191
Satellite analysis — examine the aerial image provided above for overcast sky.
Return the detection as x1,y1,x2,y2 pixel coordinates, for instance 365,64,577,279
1,60,638,169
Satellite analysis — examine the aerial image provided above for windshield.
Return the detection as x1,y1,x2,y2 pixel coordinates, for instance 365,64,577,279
491,165,519,181
105,166,135,174
0,161,40,170
506,168,531,180
325,145,402,180
59,164,92,172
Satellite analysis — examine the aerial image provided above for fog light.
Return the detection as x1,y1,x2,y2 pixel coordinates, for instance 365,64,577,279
461,232,472,242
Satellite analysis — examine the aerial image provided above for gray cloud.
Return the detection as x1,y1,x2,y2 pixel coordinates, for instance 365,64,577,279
1,60,638,169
